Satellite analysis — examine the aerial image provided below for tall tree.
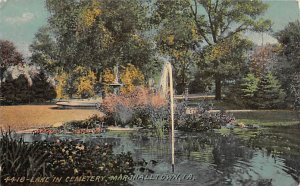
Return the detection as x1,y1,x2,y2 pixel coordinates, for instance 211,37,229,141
275,21,300,72
275,21,300,102
0,40,24,83
30,27,58,75
153,0,201,93
41,0,156,78
190,0,271,99
248,44,278,77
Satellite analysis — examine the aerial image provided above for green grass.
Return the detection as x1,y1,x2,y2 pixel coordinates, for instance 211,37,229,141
231,110,299,127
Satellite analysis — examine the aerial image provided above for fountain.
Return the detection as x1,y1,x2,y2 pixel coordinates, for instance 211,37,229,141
159,61,175,173
108,64,122,95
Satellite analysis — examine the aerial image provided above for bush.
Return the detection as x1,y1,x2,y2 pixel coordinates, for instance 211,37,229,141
99,88,166,128
100,88,235,132
175,102,235,132
0,74,32,104
62,114,103,130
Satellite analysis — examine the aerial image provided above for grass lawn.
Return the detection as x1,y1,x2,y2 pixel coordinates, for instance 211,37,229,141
186,98,299,127
229,110,299,127
0,105,102,131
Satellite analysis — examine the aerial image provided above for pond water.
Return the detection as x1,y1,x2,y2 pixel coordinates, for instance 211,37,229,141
19,126,300,186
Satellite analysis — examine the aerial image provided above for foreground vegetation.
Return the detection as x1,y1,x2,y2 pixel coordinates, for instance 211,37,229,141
0,130,139,185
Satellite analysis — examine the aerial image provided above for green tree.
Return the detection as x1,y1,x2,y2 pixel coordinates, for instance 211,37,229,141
190,0,271,99
0,75,16,104
40,0,156,81
30,27,58,75
30,72,57,102
0,40,24,84
0,74,32,104
275,21,300,103
275,21,300,72
253,72,285,109
241,73,259,98
239,73,259,107
153,0,201,93
290,75,300,118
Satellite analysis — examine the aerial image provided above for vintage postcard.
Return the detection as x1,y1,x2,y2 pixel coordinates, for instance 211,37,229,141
0,0,299,185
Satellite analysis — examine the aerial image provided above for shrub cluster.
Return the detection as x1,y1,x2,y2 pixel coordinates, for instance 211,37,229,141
99,88,166,128
62,114,103,130
175,102,235,132
99,88,235,132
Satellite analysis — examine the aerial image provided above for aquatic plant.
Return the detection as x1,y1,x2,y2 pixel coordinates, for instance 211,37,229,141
62,114,103,130
153,119,167,139
0,130,138,185
45,140,135,184
0,129,48,180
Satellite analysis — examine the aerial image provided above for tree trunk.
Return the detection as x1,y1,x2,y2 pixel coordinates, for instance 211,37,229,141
215,77,222,100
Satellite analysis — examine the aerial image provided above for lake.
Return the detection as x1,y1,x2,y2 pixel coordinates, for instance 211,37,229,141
18,125,300,186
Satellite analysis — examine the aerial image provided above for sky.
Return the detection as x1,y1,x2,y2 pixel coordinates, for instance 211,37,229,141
0,0,299,59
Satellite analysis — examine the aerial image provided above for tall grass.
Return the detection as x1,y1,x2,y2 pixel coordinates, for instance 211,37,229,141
153,120,167,139
0,129,48,181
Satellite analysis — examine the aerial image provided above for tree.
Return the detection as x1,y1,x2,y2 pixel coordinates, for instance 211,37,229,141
77,70,97,98
241,73,259,98
153,0,201,93
199,35,252,96
253,72,285,109
30,27,58,75
190,0,271,99
275,21,300,102
0,74,32,104
239,73,259,107
120,64,144,94
30,72,56,102
290,75,300,118
55,72,69,99
40,0,156,81
275,21,300,72
248,44,278,77
0,40,24,83
0,75,16,104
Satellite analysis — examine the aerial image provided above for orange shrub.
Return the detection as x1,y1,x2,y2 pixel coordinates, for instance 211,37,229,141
100,88,166,115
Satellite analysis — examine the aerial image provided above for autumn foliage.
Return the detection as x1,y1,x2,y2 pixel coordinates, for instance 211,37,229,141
101,88,166,114
102,63,144,94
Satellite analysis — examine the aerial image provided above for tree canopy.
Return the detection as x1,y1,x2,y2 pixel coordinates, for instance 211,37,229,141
151,0,271,97
0,40,24,83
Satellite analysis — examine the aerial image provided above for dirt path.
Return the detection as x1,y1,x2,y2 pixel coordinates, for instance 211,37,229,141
0,105,103,131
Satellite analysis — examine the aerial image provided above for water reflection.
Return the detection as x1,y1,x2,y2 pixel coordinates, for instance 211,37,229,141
16,128,300,186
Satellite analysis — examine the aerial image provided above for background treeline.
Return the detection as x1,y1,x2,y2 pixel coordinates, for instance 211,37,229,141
0,72,56,105
0,0,299,110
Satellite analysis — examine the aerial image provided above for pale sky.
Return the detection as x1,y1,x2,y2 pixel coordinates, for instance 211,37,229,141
0,0,299,58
